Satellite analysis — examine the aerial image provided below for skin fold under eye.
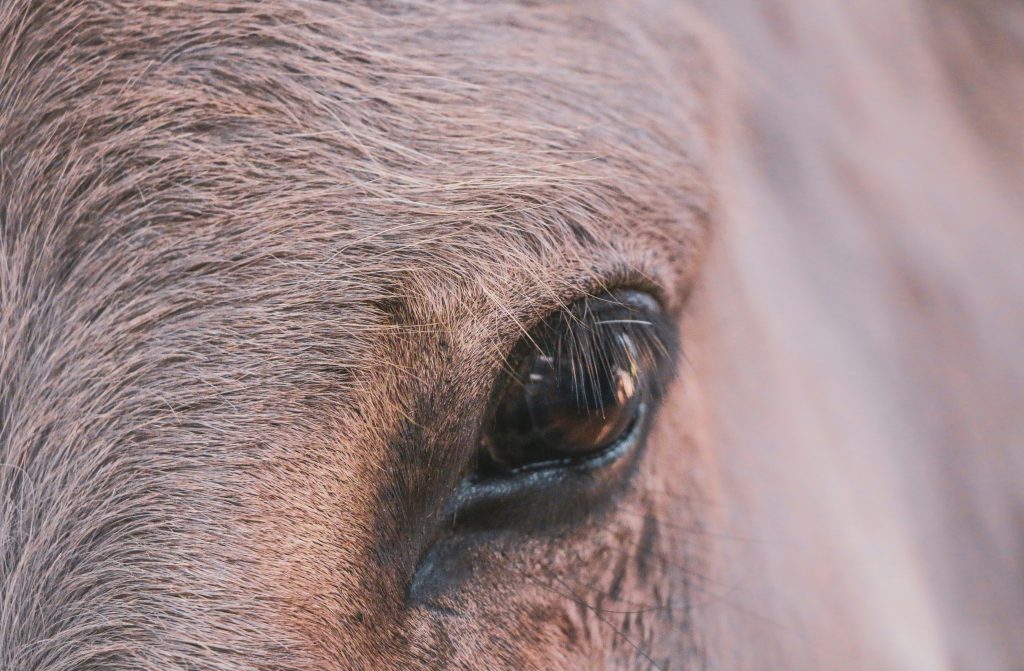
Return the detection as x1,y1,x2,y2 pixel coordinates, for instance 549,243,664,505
477,289,677,477
409,289,679,601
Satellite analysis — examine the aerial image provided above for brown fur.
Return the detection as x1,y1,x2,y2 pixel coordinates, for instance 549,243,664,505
0,0,1021,669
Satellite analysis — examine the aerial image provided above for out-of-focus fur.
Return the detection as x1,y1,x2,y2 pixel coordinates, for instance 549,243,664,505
697,0,1024,668
0,0,1020,669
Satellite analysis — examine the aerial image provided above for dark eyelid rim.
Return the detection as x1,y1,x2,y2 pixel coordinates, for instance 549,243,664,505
441,400,654,534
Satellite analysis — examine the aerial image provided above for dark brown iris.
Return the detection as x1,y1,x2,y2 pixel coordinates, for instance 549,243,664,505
481,291,667,474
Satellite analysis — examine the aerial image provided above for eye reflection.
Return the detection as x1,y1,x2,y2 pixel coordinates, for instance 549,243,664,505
480,291,673,474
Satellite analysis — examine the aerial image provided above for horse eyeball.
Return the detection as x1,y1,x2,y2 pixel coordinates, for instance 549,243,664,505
480,290,672,474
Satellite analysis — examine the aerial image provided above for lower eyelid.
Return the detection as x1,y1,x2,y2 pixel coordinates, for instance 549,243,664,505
446,399,654,532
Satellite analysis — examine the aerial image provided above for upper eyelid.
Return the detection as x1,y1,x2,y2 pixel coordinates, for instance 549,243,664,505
513,267,671,334
520,296,672,359
488,286,675,382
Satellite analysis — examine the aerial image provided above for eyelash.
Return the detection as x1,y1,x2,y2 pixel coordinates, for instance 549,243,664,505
519,299,676,409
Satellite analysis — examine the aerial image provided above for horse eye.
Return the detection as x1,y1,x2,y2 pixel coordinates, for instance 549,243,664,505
480,290,671,474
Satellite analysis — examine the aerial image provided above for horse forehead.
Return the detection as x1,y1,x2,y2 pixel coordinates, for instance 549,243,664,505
4,1,711,221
